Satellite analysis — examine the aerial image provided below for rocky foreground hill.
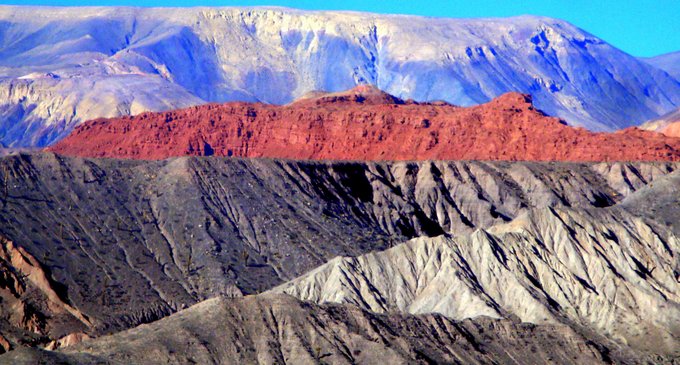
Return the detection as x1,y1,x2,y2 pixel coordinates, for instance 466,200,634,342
273,207,680,355
50,86,680,161
0,153,677,363
1,294,663,364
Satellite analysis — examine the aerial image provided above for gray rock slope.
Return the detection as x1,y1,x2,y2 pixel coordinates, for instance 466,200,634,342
2,6,680,146
0,294,661,365
621,169,680,235
0,153,675,347
273,206,680,356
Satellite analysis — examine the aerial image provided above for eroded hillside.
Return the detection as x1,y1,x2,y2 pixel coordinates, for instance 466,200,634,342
0,153,675,349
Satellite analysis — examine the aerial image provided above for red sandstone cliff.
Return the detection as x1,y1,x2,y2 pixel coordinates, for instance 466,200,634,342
49,86,680,161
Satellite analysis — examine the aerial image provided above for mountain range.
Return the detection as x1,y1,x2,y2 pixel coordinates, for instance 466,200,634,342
1,6,680,147
0,5,679,364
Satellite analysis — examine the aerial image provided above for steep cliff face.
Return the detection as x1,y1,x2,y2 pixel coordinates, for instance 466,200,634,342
2,6,680,146
0,153,674,347
50,88,680,161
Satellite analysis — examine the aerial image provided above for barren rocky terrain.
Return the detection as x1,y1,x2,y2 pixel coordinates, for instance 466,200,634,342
0,5,679,365
641,107,680,138
274,206,680,356
0,152,676,359
50,87,680,161
2,294,665,364
2,6,680,147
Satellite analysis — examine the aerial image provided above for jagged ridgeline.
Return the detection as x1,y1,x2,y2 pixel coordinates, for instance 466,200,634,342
0,153,677,356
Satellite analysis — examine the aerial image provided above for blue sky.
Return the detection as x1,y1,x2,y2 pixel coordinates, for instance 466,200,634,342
4,0,679,57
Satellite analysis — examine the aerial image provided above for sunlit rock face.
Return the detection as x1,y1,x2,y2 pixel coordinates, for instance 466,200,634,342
273,205,680,356
49,88,680,162
1,6,680,146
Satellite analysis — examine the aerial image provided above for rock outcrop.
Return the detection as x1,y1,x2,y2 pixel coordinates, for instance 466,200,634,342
44,332,91,351
0,236,92,348
50,88,680,161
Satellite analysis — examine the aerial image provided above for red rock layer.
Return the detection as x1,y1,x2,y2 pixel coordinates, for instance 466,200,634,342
49,86,680,161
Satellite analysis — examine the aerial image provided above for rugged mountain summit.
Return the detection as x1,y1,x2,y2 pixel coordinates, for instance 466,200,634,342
50,88,680,161
0,153,675,349
1,6,680,146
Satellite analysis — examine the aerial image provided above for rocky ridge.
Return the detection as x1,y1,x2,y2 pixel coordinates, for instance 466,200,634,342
50,87,680,161
273,205,680,355
2,6,680,146
643,50,680,80
2,171,679,363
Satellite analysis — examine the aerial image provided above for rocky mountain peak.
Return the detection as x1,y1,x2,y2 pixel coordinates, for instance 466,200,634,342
293,84,404,106
490,92,534,110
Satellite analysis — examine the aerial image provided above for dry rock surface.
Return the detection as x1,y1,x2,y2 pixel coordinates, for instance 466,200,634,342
274,206,680,356
50,87,680,161
0,153,677,363
0,294,662,365
3,6,680,146
640,107,680,138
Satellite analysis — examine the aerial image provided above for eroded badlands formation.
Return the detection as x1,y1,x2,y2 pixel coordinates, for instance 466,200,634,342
0,153,677,360
50,86,680,161
0,155,677,363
